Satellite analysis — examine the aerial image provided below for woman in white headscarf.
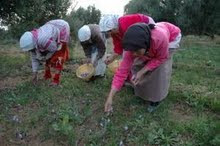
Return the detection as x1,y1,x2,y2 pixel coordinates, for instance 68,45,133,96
99,13,155,65
20,19,70,86
78,24,106,77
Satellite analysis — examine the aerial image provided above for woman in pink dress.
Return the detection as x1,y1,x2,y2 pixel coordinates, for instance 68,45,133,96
104,22,181,113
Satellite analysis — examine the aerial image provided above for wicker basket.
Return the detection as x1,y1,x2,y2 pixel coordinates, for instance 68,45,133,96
76,64,95,81
108,59,121,73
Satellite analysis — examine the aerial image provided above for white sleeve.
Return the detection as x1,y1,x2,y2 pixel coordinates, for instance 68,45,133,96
31,51,40,72
148,17,156,24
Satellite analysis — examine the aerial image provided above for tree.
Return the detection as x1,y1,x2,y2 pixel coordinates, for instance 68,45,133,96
124,0,160,19
0,0,71,38
65,5,101,40
176,0,220,36
124,0,220,36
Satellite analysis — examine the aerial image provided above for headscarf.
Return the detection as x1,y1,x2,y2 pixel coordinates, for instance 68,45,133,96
36,24,59,52
78,25,91,42
122,23,155,52
99,14,120,32
19,31,35,51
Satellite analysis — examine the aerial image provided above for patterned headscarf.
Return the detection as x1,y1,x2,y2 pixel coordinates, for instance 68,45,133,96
99,15,120,32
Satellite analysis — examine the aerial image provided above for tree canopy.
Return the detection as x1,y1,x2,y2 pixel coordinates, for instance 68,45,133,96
124,0,220,36
65,5,101,40
0,0,71,38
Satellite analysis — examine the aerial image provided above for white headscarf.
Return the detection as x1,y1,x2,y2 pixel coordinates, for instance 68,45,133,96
78,25,91,42
20,31,35,51
99,15,120,32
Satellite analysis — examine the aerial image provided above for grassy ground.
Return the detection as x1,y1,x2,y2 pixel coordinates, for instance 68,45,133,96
0,36,219,145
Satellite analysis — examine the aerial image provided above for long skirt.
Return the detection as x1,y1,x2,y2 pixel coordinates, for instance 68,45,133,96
131,53,173,102
44,42,69,84
46,42,69,71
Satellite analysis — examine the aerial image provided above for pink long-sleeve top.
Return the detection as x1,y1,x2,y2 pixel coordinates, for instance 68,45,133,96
156,22,181,42
112,13,155,55
112,22,181,91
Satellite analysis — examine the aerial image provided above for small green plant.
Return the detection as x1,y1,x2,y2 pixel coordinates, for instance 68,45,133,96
210,134,220,146
147,127,181,145
52,114,73,136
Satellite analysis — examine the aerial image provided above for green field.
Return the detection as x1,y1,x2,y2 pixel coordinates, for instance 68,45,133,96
0,36,219,145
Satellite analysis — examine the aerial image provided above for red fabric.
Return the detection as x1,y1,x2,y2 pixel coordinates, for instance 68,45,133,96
112,14,153,55
53,74,60,84
46,42,69,71
31,29,38,42
44,42,69,84
44,67,52,80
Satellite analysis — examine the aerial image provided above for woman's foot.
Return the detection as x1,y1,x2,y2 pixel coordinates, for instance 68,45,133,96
87,76,97,82
147,101,160,113
49,82,59,86
44,75,52,80
44,65,52,80
52,73,60,85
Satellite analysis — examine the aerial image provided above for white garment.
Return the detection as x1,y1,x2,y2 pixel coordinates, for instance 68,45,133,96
99,15,120,32
169,33,182,49
78,25,91,42
31,50,55,72
148,17,156,25
91,49,106,76
47,19,70,42
20,32,35,51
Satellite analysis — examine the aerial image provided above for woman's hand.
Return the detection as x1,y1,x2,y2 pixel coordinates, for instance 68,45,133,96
85,58,91,64
104,88,117,113
104,55,114,65
131,67,148,86
105,53,119,65
104,96,113,113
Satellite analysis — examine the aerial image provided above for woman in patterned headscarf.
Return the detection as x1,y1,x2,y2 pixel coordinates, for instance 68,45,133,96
20,19,70,86
99,13,155,65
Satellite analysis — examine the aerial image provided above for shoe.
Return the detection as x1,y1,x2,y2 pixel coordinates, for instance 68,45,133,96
147,102,160,113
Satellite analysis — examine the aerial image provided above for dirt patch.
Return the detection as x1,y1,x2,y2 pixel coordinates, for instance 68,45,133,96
0,49,26,58
171,83,210,95
0,71,48,91
0,76,30,91
0,131,56,146
170,103,194,123
0,101,57,146
63,63,80,73
74,100,107,145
